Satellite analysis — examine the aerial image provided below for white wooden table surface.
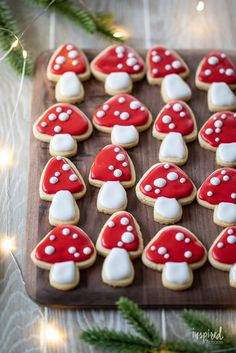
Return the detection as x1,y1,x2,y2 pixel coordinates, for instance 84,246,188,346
0,1,236,352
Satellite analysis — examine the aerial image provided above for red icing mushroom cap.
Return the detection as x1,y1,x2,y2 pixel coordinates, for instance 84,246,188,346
99,212,141,252
93,94,150,129
92,45,145,75
199,111,236,148
35,225,95,264
35,103,90,137
90,145,134,183
148,46,188,79
48,44,89,76
137,163,195,200
41,156,85,195
198,168,236,206
197,51,236,85
210,226,236,265
153,100,196,136
144,226,206,264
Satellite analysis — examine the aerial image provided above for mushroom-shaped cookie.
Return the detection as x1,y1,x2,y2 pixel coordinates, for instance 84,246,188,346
197,168,236,227
47,43,90,82
161,74,192,103
31,225,96,290
146,45,189,85
89,145,135,213
208,226,236,288
33,103,92,157
195,51,236,91
97,211,143,287
199,111,236,167
90,45,145,94
40,156,86,201
55,72,84,104
142,226,207,290
93,94,152,148
207,83,236,112
136,163,196,224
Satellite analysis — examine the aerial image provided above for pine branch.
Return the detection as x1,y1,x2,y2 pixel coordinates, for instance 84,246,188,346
80,328,154,353
164,340,212,353
28,0,124,42
182,310,236,350
0,0,32,75
117,297,162,346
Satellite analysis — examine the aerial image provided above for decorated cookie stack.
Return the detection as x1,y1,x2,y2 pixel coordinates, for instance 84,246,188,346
31,44,97,291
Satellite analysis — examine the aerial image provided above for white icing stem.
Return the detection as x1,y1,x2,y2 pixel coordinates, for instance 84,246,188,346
49,190,77,222
216,143,236,163
111,125,139,146
159,132,187,160
58,72,82,97
97,181,127,211
154,197,182,220
162,262,192,286
49,261,79,289
102,248,134,282
229,263,236,288
214,202,236,224
162,74,191,100
105,72,132,93
50,134,76,153
209,83,236,106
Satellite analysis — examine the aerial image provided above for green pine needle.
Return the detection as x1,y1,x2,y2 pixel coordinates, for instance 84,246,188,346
117,297,161,346
80,328,154,353
164,339,213,353
0,0,32,75
182,310,236,350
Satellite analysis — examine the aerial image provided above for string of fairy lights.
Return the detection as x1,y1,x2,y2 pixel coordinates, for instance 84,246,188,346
0,1,213,352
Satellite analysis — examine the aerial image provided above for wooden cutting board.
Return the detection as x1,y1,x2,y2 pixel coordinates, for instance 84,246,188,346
25,49,236,308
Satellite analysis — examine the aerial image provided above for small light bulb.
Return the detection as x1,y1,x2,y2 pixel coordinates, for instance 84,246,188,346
11,39,19,49
40,322,63,348
1,238,14,252
196,0,205,11
113,31,125,39
22,50,27,59
0,148,13,169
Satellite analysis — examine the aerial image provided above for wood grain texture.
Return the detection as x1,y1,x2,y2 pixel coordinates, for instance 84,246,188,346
1,1,236,352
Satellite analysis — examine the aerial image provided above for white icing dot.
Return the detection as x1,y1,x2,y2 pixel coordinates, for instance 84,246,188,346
215,138,220,142
62,163,71,171
164,163,170,169
210,177,221,186
162,115,172,124
96,110,105,118
122,162,128,167
126,57,137,66
205,128,213,135
56,156,62,160
226,68,234,76
114,110,120,116
62,228,70,235
83,247,92,255
152,55,160,63
214,120,223,128
120,217,129,225
173,103,183,112
184,251,192,258
221,114,227,119
133,64,140,71
207,191,213,196
55,172,60,177
50,176,58,184
204,69,212,76
72,233,79,239
221,53,226,58
154,178,166,187
150,245,156,251
66,44,73,50
217,242,224,248
117,53,124,58
155,189,161,194
56,56,66,64
158,246,167,255
180,111,186,117
169,123,176,129
67,109,72,115
185,238,191,243
48,113,57,121
180,178,186,183
41,122,47,127
165,50,171,56
164,253,170,259
68,50,78,58
223,175,230,181
228,229,234,234
69,174,78,181
118,97,126,103
117,63,123,69
127,226,133,231
231,193,236,199
54,126,62,133
165,64,172,70
121,232,134,243
144,184,152,192
152,50,157,55
116,153,125,161
167,172,178,181
208,56,219,65
115,46,125,53
45,245,55,255
130,101,141,110
59,112,69,121
215,128,221,133
172,60,182,69
175,232,184,241
152,68,158,74
113,169,122,177
120,112,130,120
227,235,236,244
72,60,79,66
108,221,115,228
114,147,120,152
219,68,225,74
74,252,80,258
221,170,227,174
68,246,76,254
53,64,60,70
117,241,123,247
49,235,56,241
108,165,114,170
103,104,110,111
56,107,62,113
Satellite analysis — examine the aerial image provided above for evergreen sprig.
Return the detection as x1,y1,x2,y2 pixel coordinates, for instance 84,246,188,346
81,297,236,353
0,0,32,75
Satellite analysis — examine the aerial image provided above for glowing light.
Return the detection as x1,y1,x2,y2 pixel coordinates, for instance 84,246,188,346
22,50,28,59
11,39,19,49
0,148,14,169
196,1,205,11
1,238,15,253
113,28,128,40
40,322,64,349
